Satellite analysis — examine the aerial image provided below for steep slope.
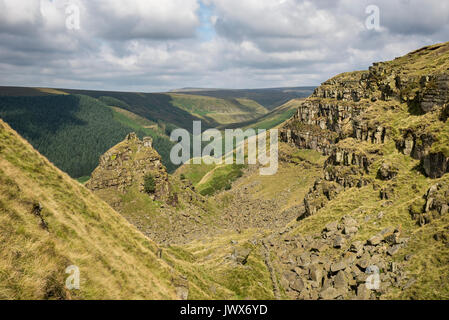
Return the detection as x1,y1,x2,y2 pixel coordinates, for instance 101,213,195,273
271,42,449,299
0,119,188,299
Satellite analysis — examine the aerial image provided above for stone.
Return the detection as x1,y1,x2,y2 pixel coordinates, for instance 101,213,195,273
319,287,340,300
387,245,401,256
290,278,306,292
309,264,324,284
293,267,304,277
341,216,359,228
310,241,328,252
349,241,363,255
357,255,371,270
297,252,311,267
333,235,346,248
334,271,348,290
377,162,399,181
356,284,372,300
367,235,383,246
232,247,251,265
343,226,359,235
324,221,339,232
384,232,401,245
331,260,348,272
321,277,333,291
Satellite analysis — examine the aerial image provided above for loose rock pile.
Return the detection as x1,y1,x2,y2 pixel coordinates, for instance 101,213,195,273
270,216,411,300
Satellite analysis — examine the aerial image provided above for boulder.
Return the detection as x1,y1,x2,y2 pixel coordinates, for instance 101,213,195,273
319,287,340,300
387,245,401,256
333,235,346,248
290,278,306,292
356,284,372,300
377,162,399,181
309,264,324,284
232,247,251,265
334,271,348,290
350,241,364,255
324,221,339,232
331,260,348,272
367,235,383,246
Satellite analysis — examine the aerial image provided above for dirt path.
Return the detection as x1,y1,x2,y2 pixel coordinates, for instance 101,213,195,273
197,164,226,185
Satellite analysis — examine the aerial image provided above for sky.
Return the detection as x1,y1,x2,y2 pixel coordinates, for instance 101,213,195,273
0,0,448,92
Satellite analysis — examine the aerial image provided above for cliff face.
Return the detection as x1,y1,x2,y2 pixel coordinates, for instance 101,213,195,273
267,43,449,300
86,132,170,200
281,42,449,179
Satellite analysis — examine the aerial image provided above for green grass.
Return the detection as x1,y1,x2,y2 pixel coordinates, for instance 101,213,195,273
176,161,217,185
197,164,246,196
168,93,268,126
76,176,90,184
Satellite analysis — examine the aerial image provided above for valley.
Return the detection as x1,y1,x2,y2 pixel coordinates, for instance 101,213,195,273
1,42,449,300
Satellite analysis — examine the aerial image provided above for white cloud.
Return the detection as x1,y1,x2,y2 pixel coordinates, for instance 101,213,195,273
0,0,448,91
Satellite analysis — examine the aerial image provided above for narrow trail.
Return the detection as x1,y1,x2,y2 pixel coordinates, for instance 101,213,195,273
197,164,226,185
262,239,281,300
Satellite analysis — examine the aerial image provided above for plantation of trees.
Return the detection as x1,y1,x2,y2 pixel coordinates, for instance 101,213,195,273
0,94,176,178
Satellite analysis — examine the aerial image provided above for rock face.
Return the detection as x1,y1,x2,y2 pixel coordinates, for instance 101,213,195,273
281,42,449,179
86,133,170,200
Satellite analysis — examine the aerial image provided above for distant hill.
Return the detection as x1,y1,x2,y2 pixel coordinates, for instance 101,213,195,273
169,87,315,110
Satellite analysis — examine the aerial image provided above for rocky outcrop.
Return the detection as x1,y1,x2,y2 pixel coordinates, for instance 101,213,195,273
325,148,370,172
302,179,343,218
377,162,399,181
280,127,337,156
410,183,449,226
352,121,387,144
417,74,449,113
86,133,170,200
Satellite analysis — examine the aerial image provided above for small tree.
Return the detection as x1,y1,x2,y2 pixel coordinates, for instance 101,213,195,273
144,174,156,194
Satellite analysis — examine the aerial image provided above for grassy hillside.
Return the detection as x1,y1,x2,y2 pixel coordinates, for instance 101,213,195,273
224,98,303,130
62,88,278,129
168,93,268,126
0,118,183,299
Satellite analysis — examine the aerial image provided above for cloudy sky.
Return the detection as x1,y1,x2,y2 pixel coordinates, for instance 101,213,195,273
0,0,448,92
